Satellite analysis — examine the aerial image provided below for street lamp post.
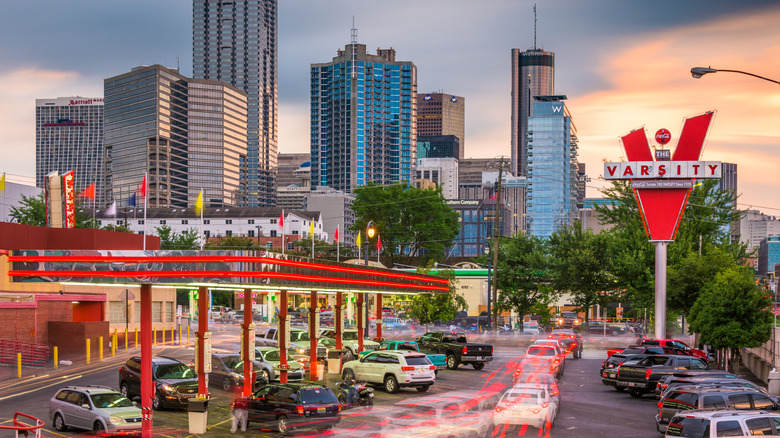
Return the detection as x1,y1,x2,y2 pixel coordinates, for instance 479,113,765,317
484,246,492,331
691,67,780,85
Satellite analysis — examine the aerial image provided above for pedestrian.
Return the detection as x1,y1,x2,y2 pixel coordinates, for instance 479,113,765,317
230,394,249,433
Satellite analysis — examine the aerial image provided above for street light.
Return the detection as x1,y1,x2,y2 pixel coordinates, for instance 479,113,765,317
690,67,780,85
364,221,376,267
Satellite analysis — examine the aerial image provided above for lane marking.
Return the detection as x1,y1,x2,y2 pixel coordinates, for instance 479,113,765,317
0,374,83,401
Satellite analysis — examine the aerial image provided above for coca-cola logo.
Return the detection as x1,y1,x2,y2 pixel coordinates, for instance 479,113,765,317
655,129,671,145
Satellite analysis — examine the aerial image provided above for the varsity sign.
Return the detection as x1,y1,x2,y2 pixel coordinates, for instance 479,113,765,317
604,161,722,179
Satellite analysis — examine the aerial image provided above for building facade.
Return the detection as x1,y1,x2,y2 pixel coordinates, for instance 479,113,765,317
526,96,579,238
416,92,465,159
415,157,459,199
193,0,279,207
310,43,417,192
511,48,555,176
36,97,105,204
758,236,780,278
103,65,248,209
741,210,780,267
304,187,356,246
417,135,461,160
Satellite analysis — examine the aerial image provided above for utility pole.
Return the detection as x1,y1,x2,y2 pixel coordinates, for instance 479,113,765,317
490,157,504,331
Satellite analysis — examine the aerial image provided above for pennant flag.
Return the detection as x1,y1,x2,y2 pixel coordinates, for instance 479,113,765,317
334,226,339,243
377,235,382,251
356,231,361,248
138,176,147,197
309,220,314,238
194,190,203,216
0,172,5,191
80,183,95,199
128,192,137,206
279,210,284,228
105,201,117,217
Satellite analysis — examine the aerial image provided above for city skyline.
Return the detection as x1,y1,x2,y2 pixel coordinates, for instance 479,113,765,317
1,1,778,214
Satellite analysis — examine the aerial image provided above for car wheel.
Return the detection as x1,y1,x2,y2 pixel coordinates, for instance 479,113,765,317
434,369,438,376
416,385,430,392
152,391,162,410
120,382,130,398
222,376,232,391
276,415,288,433
446,354,459,370
259,369,270,383
628,388,644,398
53,413,67,432
384,375,399,394
342,369,355,382
472,362,485,371
93,421,105,432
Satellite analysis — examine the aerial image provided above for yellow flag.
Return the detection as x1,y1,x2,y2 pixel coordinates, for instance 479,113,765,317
356,231,362,248
194,190,203,215
0,172,5,191
309,220,314,238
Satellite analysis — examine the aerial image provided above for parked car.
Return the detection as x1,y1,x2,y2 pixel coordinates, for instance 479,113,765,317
341,350,435,394
50,385,141,433
577,320,628,337
526,345,565,378
601,354,652,390
493,383,559,432
547,329,583,358
358,340,447,373
554,311,581,329
254,347,306,381
640,338,707,359
614,354,709,398
665,409,780,437
247,382,341,433
416,331,493,370
656,386,780,433
209,353,273,391
654,371,740,398
255,327,327,361
319,328,380,361
513,372,561,407
118,356,198,410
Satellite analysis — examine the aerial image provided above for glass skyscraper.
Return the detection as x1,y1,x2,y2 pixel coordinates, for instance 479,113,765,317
193,0,278,207
310,43,417,192
526,96,579,238
103,65,248,208
36,97,104,204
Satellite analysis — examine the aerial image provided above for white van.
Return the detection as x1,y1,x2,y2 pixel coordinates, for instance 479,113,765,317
666,409,780,437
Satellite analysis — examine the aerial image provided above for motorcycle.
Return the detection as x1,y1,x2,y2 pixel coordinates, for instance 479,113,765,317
336,380,374,408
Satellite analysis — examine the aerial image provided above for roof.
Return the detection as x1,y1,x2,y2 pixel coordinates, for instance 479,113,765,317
63,385,117,394
132,356,184,364
676,409,778,419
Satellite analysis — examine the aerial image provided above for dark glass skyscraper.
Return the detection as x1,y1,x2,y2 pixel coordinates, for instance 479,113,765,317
416,92,465,159
193,0,278,207
511,48,554,176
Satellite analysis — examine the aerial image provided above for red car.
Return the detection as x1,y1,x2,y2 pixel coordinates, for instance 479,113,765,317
639,339,707,359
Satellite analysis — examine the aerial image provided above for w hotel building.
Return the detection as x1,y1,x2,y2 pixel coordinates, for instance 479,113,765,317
103,65,248,208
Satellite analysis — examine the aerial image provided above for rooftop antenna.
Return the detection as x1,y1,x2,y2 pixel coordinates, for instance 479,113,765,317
533,3,537,50
351,16,357,78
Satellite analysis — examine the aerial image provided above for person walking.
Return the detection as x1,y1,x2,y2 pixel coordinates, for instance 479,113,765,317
230,394,249,433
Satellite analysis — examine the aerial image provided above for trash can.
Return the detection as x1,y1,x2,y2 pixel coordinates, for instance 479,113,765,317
327,349,343,375
769,369,780,396
187,398,209,434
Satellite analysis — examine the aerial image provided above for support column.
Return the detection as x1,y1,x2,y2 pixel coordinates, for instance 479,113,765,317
268,292,276,323
140,284,153,438
279,290,288,383
197,286,209,396
654,241,668,339
335,292,343,351
375,293,383,341
357,293,364,353
347,293,354,325
243,289,253,397
309,290,318,381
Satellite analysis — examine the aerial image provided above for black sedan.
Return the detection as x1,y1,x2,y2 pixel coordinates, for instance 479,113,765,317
248,382,341,433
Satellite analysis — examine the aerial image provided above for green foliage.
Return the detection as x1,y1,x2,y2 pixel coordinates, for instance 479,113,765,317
493,235,558,320
156,225,200,250
406,266,467,324
351,183,460,265
102,223,132,233
10,192,99,228
205,235,257,250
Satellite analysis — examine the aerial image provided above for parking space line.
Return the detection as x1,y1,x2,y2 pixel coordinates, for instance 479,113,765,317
0,374,83,401
42,428,68,437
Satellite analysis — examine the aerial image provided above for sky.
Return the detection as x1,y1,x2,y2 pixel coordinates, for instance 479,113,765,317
1,0,778,214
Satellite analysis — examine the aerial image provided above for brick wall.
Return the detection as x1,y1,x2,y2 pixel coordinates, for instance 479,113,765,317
48,321,109,361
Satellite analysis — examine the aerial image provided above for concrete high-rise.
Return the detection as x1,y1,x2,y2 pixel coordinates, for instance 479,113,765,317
36,97,104,204
193,0,278,207
417,92,465,159
511,48,554,176
311,43,417,192
104,65,248,208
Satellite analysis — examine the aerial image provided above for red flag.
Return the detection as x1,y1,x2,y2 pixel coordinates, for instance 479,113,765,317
334,226,339,243
279,210,284,228
377,235,382,251
80,183,95,199
138,176,147,197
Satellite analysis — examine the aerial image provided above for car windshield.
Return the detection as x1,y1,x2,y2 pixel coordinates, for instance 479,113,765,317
342,331,359,341
527,347,556,356
91,393,134,409
300,388,338,404
292,331,310,341
155,363,196,379
232,361,261,372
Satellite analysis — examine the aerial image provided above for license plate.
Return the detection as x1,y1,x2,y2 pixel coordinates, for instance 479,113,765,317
474,356,485,361
317,407,326,413
628,382,638,387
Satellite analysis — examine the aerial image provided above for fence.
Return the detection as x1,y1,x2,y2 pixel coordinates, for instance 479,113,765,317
0,339,50,367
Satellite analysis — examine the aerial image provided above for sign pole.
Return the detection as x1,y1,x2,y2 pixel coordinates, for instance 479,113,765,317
654,241,669,339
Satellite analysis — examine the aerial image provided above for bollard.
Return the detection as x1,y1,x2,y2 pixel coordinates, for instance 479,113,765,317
86,339,91,365
17,353,21,378
125,328,128,351
179,325,182,345
154,328,157,346
112,333,116,357
187,325,190,345
53,346,58,370
134,328,138,349
99,337,104,362
171,326,175,344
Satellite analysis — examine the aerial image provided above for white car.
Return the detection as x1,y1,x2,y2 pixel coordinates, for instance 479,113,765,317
493,383,558,431
319,328,380,360
341,350,435,394
532,339,566,364
666,409,780,437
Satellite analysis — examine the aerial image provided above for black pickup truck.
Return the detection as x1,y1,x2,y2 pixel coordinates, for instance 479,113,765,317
416,331,493,370
614,354,710,398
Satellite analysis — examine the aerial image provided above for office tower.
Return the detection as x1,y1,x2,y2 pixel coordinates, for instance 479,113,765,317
415,157,459,199
417,135,461,160
417,92,465,159
719,162,738,242
277,153,311,189
36,97,104,204
511,48,554,176
311,42,417,192
104,65,248,208
526,96,579,238
193,0,278,207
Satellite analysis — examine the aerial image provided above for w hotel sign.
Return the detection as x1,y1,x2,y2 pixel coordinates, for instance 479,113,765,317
603,111,719,241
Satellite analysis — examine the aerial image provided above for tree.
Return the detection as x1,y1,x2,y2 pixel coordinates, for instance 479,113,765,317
10,192,98,228
205,235,258,250
156,225,200,250
493,235,558,321
688,266,772,373
102,223,132,233
351,183,460,265
406,266,467,324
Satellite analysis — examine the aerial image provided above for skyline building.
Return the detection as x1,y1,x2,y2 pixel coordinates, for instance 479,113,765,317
417,135,461,160
416,92,465,159
310,42,417,193
415,157,459,200
526,95,579,238
193,0,279,207
103,65,248,209
35,97,105,204
511,48,555,176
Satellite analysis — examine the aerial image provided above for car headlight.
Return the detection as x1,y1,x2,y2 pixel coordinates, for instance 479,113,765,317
160,384,174,393
109,416,124,425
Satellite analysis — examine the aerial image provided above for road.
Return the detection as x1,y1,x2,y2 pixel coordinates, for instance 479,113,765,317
0,326,667,437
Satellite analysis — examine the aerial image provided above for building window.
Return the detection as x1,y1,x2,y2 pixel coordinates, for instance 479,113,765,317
287,242,294,252
266,241,273,250
204,220,211,224
248,219,255,224
152,301,162,322
160,220,167,225
226,230,232,236
204,230,211,238
270,230,277,237
138,220,144,225
182,220,188,224
248,230,255,237
292,230,299,235
109,301,127,323
226,219,233,224
270,219,277,224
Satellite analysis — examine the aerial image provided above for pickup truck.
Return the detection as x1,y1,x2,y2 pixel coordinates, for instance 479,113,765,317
639,338,707,359
358,340,447,372
416,331,493,370
255,327,327,361
614,354,710,398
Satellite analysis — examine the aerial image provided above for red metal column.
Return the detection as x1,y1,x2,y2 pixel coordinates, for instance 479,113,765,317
357,293,364,353
309,290,317,380
335,292,343,351
140,284,153,437
375,293,383,341
243,288,253,397
279,290,288,383
197,286,208,396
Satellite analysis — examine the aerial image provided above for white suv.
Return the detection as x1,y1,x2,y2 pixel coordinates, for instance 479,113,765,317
341,350,435,394
319,328,379,360
666,410,780,437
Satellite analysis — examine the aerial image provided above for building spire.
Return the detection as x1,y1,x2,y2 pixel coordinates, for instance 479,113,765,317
534,3,537,50
351,16,358,78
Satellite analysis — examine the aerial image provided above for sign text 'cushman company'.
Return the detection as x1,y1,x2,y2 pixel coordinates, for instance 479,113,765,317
603,161,721,180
